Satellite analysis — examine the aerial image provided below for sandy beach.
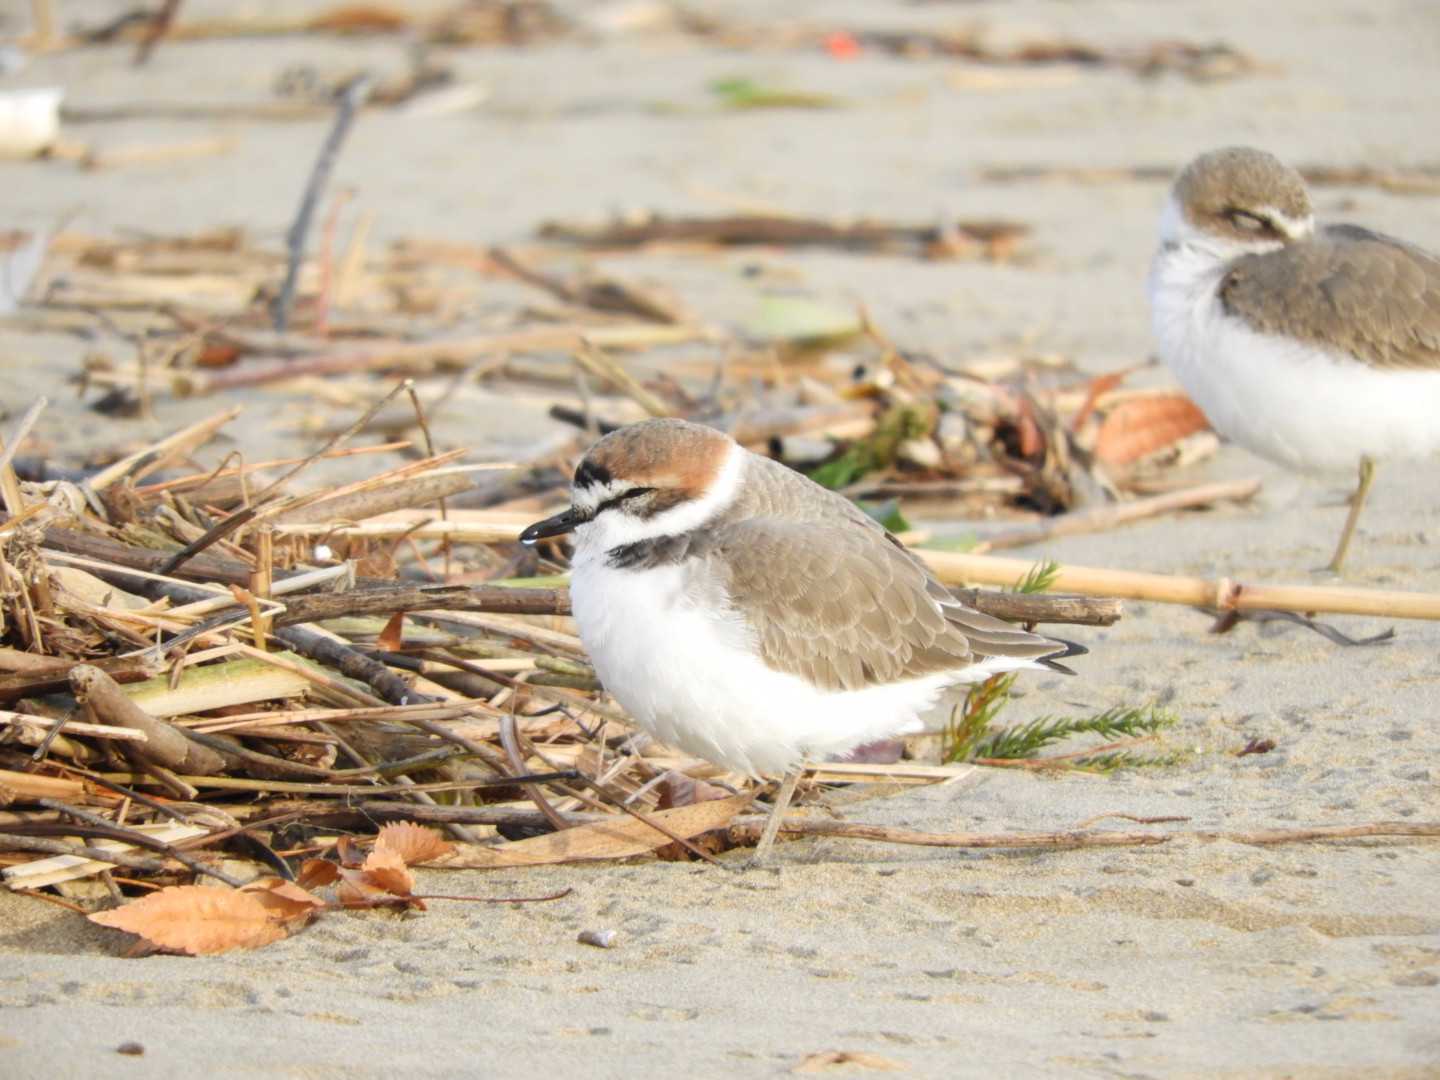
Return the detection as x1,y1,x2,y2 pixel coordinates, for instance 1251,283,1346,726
2,1,1439,1076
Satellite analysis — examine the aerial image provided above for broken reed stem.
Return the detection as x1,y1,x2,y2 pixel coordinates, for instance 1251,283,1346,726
86,406,244,493
574,338,672,417
273,75,372,333
918,550,1440,621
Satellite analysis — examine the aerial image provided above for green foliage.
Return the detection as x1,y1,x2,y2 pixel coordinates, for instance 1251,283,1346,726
1015,559,1060,595
969,705,1178,761
809,403,935,489
857,498,911,534
745,295,863,346
709,78,843,110
941,559,1181,772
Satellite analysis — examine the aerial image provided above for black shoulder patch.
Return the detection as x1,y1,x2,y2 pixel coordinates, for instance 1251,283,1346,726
607,534,695,570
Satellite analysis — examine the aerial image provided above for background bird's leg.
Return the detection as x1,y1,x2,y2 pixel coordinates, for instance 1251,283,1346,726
752,769,802,864
1328,455,1377,573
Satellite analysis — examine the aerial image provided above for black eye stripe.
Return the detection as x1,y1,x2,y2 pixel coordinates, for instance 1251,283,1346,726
595,486,655,515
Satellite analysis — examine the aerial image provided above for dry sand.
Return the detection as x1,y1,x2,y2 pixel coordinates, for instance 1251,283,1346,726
2,1,1439,1076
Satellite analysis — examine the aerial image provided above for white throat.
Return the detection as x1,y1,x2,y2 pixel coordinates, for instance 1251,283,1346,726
571,441,745,558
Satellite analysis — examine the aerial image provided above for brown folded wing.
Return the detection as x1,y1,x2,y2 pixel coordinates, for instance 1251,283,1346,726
699,517,1062,692
1220,225,1440,371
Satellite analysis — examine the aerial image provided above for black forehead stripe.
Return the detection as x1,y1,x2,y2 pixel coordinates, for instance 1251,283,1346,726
574,461,612,489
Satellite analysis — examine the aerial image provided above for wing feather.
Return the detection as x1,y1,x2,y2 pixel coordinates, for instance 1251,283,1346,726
1220,225,1440,371
698,516,1063,692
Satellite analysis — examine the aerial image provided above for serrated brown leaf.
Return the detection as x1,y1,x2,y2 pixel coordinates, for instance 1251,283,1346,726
335,866,388,908
89,885,288,955
1094,393,1210,466
361,847,418,902
297,858,340,889
375,611,407,653
241,877,325,925
334,862,422,910
373,821,454,866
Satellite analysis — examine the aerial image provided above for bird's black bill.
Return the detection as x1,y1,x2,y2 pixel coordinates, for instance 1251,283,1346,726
519,507,586,545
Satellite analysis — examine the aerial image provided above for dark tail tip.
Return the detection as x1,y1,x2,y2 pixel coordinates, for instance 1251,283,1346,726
1039,636,1087,675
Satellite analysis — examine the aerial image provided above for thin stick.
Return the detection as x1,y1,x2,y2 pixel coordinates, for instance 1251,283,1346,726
574,338,673,417
730,819,1169,850
1198,822,1440,845
0,833,172,873
404,379,453,578
86,406,243,493
35,798,243,887
918,550,1440,622
979,478,1261,550
572,775,728,867
13,889,89,914
273,76,372,333
730,818,1440,851
133,0,182,65
0,396,47,515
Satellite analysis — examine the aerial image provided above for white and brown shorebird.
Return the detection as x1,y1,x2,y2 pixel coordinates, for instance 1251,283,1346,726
520,418,1081,862
1149,146,1440,572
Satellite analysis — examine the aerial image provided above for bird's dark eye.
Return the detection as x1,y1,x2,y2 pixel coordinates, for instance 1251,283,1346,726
1226,209,1269,233
595,487,655,514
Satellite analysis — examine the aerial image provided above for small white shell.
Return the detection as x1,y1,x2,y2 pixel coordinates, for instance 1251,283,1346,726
0,87,62,158
577,928,617,949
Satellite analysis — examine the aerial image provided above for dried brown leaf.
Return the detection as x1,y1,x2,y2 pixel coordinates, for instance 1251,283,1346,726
792,1050,906,1073
436,794,751,868
1094,393,1210,466
306,4,413,33
1013,395,1044,458
335,867,388,908
328,848,423,909
1070,370,1128,433
375,611,406,653
89,885,288,955
240,877,326,925
297,857,340,889
373,821,454,866
335,835,365,868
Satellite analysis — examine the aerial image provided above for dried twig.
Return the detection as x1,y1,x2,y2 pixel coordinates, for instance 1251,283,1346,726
977,478,1260,550
273,76,372,332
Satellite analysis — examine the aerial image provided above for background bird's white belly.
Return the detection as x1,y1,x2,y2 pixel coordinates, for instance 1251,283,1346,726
1151,265,1440,472
570,559,1010,777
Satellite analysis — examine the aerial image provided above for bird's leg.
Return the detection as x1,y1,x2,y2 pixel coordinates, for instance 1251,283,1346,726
750,769,802,865
1327,455,1377,573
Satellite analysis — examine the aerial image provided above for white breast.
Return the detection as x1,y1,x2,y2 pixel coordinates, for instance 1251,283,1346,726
1148,245,1440,473
568,551,1032,777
